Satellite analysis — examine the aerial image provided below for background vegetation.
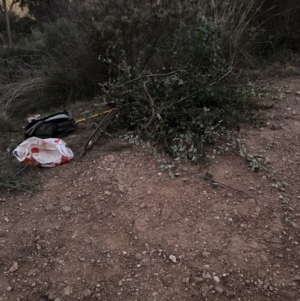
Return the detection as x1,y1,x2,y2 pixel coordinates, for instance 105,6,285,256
0,0,300,164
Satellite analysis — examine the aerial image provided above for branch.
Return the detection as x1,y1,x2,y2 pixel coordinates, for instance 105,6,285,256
9,0,20,12
100,69,185,91
143,81,156,131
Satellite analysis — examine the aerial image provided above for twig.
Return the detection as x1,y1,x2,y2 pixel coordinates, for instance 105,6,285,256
142,82,156,131
106,69,185,90
177,167,251,198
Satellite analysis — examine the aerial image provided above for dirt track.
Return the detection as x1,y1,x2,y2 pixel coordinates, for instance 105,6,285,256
0,78,300,301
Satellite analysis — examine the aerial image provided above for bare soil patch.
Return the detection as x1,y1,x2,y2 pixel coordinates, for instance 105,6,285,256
0,78,300,301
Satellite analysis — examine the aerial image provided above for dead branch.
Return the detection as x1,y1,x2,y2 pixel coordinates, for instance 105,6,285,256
142,81,156,131
9,0,19,12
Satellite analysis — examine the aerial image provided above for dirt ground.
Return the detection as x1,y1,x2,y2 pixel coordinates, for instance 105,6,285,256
0,77,300,301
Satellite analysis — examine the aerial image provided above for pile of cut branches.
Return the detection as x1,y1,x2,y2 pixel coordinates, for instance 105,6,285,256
99,17,259,161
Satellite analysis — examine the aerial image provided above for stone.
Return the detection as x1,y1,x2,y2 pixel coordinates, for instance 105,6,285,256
9,262,18,273
214,285,224,294
257,270,266,279
169,255,177,263
279,290,295,300
162,274,173,286
62,206,71,213
134,219,148,232
27,269,38,277
291,275,300,282
118,185,125,193
194,277,203,283
135,253,143,261
260,254,269,264
202,251,210,257
62,286,71,297
83,289,92,298
104,191,112,196
213,276,221,283
48,292,56,300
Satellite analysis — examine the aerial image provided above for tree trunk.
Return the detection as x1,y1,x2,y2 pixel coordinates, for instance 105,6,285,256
3,0,12,46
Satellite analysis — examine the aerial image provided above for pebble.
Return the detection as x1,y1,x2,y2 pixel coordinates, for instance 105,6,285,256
257,270,266,279
260,254,269,264
62,286,71,297
213,276,220,283
118,185,125,193
62,206,71,213
169,255,177,263
202,251,210,257
134,219,148,232
162,274,173,286
83,289,92,298
48,292,56,300
9,262,18,273
135,253,143,261
27,269,38,277
6,286,12,292
104,191,112,196
291,275,300,282
194,277,203,283
214,285,224,294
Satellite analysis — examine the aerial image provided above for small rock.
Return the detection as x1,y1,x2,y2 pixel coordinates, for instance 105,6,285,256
162,274,173,286
118,185,125,193
169,255,177,263
62,286,71,297
83,289,92,298
213,276,220,283
227,193,233,197
214,285,224,294
6,286,12,292
194,277,203,283
135,253,143,261
202,251,210,257
62,206,71,213
48,292,56,300
203,264,210,270
134,219,148,232
260,254,269,264
202,272,212,279
257,270,266,279
27,269,38,277
279,290,295,300
104,191,111,196
291,275,300,282
9,262,18,273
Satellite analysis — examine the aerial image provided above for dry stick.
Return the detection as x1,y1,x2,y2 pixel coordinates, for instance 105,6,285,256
110,69,185,90
177,167,251,198
142,82,156,131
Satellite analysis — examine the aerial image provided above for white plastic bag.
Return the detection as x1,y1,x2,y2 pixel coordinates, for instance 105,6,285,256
13,137,74,167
